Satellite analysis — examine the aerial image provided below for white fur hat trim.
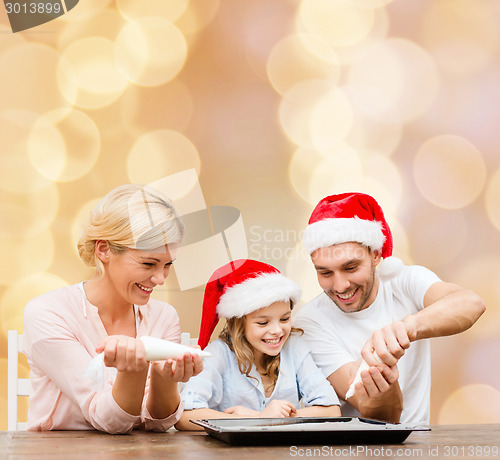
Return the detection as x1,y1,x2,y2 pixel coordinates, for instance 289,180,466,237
217,272,302,319
302,217,385,255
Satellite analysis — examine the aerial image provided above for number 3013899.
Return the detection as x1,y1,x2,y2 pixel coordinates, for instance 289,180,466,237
5,2,62,14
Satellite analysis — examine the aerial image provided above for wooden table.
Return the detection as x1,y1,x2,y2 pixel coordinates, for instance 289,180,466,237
1,425,499,460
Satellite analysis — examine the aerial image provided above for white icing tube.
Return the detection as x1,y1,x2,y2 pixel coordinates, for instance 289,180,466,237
140,336,211,360
345,352,382,400
83,336,210,390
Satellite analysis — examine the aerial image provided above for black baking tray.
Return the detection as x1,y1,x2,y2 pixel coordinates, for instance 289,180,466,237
191,417,429,446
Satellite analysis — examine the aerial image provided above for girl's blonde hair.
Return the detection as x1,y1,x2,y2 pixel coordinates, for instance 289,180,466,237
77,184,184,276
219,301,302,391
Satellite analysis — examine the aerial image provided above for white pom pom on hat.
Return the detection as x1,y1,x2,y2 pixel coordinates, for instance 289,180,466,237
377,256,405,281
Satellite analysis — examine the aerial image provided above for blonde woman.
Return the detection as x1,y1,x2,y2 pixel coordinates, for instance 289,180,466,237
175,259,340,431
23,184,202,433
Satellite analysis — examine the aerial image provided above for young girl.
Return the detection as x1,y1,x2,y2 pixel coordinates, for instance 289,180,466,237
176,259,340,430
23,184,203,433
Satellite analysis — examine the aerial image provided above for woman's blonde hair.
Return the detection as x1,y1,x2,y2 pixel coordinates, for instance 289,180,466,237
219,301,302,392
78,184,184,276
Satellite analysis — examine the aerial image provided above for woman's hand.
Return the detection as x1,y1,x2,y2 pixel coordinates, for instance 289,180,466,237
150,352,203,383
146,352,203,419
260,400,297,418
96,335,148,373
224,406,260,417
96,336,149,416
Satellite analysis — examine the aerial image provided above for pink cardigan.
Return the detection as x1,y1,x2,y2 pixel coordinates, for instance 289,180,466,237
23,283,183,433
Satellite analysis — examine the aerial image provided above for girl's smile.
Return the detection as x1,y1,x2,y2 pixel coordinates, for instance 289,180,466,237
244,301,292,362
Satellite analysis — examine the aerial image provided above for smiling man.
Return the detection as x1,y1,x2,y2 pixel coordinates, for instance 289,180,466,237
293,192,485,425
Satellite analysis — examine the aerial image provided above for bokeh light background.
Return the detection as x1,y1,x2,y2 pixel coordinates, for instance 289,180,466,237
1,0,500,428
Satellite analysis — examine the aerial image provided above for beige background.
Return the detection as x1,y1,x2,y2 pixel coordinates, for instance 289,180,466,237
1,0,500,429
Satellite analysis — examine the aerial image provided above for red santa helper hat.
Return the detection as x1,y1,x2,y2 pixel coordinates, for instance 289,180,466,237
302,192,404,280
197,259,302,349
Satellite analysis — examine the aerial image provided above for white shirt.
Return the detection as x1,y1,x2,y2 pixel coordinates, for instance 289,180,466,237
294,264,441,424
181,335,340,411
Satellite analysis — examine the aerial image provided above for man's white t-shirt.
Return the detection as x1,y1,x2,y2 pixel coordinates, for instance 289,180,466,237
293,264,441,424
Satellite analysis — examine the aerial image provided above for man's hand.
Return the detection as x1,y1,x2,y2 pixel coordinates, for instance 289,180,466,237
350,360,403,422
329,358,403,424
361,320,411,367
352,360,400,403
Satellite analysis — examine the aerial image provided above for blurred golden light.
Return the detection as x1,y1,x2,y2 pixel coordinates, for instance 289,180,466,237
454,255,500,319
407,207,467,269
115,17,187,87
308,143,363,204
71,198,102,259
289,147,327,204
0,43,69,113
348,0,395,7
267,33,341,97
28,109,100,182
0,24,26,55
287,242,323,305
58,8,125,50
318,7,389,67
462,339,500,393
485,168,500,233
438,384,500,424
421,0,499,75
0,273,68,334
0,182,59,239
387,217,413,265
347,117,402,159
127,130,201,184
58,0,112,22
0,229,54,286
345,84,400,125
58,37,128,110
414,135,486,209
0,110,54,194
310,87,354,150
348,38,440,123
343,85,402,156
120,80,194,136
311,169,400,217
117,0,189,23
243,0,299,81
359,152,402,202
175,0,221,37
279,79,337,148
298,0,375,47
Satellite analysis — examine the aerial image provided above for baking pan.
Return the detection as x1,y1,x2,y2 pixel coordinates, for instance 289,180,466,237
191,416,429,446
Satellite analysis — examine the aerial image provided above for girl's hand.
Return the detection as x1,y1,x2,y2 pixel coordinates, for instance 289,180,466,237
151,352,203,383
224,406,260,417
96,335,148,373
260,400,297,418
